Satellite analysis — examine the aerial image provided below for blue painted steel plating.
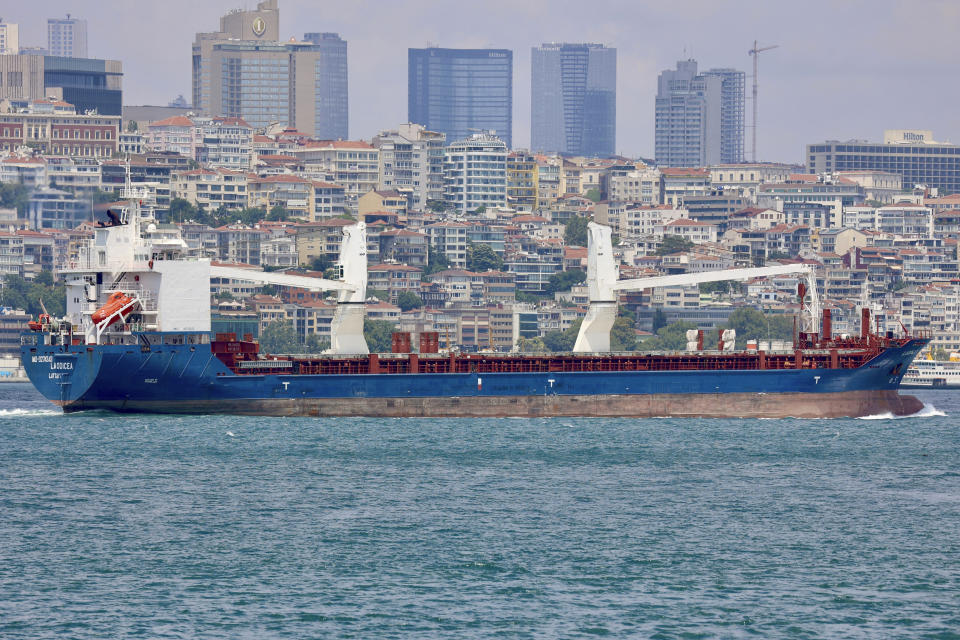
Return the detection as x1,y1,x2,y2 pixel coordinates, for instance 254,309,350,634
21,332,927,413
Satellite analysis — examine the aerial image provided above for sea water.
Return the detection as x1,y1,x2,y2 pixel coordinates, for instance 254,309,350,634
1,382,958,639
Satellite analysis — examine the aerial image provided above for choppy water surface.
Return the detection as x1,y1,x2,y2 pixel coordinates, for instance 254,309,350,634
1,382,958,639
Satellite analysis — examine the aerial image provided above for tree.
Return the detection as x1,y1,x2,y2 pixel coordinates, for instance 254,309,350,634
655,235,695,256
517,336,548,353
126,120,138,133
515,290,544,304
767,251,793,261
215,291,234,301
268,205,288,221
0,183,31,216
637,321,698,352
585,188,601,203
699,281,730,295
423,244,450,277
364,319,396,353
260,284,278,296
168,197,197,223
308,254,333,272
564,216,590,246
366,288,389,302
651,308,668,334
258,320,301,354
545,269,586,295
0,273,66,317
466,243,503,272
304,334,330,353
610,316,637,351
396,291,424,311
722,307,794,349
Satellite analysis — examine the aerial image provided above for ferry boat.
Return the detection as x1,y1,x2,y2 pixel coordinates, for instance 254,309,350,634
902,357,960,389
20,192,928,418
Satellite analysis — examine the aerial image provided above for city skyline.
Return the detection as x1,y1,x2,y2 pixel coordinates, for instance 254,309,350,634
4,0,960,162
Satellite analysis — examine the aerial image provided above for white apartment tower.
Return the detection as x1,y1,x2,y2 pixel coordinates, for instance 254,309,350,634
443,132,508,215
48,15,88,58
0,19,19,55
373,124,446,211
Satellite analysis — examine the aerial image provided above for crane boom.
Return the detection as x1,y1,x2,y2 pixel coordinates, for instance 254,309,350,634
573,222,820,353
613,263,811,291
209,266,354,292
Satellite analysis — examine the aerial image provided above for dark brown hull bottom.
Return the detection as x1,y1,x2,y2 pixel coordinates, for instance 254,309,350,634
62,390,925,419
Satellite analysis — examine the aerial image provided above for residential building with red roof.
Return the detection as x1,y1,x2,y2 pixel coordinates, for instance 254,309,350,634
288,140,379,203
0,98,120,158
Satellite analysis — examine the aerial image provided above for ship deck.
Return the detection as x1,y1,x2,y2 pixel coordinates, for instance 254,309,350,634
211,333,915,377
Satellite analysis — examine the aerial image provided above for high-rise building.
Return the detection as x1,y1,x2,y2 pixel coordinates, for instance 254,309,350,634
0,54,122,115
807,130,960,195
372,123,446,210
530,43,616,157
192,0,347,138
443,132,508,214
302,32,348,138
47,14,87,58
408,48,513,148
0,19,19,55
701,68,745,165
654,59,744,167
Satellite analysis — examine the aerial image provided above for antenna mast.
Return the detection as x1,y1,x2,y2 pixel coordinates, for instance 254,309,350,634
748,40,779,162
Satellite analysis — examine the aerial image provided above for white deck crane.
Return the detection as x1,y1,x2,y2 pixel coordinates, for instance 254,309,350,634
210,222,370,354
573,222,819,353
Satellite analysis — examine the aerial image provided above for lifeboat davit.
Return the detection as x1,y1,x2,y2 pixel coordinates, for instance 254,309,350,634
92,292,135,326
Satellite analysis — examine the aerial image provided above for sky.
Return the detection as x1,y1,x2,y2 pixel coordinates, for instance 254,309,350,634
8,0,960,163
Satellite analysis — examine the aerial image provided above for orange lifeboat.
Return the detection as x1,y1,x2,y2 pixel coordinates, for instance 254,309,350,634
92,292,135,326
28,313,51,331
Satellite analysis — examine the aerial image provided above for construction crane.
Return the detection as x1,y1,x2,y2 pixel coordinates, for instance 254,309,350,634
748,40,779,162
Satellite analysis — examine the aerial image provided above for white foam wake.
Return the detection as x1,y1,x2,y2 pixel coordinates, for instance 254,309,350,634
0,408,63,418
858,402,946,420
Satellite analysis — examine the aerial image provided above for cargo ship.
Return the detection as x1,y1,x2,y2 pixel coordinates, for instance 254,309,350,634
21,189,927,418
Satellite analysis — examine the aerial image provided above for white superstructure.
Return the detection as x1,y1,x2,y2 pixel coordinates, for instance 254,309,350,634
61,187,369,352
902,358,960,388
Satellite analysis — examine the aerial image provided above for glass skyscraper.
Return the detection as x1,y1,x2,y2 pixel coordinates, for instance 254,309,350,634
304,33,348,140
217,46,290,130
193,1,348,138
408,48,513,149
531,43,616,157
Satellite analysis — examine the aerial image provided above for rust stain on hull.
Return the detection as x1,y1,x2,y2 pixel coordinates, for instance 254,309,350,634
64,390,925,419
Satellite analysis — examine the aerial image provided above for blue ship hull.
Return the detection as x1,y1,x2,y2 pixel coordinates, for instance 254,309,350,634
21,333,928,418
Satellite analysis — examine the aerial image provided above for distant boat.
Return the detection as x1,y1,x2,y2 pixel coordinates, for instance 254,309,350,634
902,357,960,389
